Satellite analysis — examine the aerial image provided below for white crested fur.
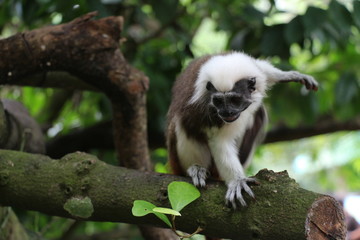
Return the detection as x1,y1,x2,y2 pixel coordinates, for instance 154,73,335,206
174,116,212,170
190,52,268,105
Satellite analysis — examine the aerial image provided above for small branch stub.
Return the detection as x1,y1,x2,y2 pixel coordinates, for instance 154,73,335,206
306,196,346,240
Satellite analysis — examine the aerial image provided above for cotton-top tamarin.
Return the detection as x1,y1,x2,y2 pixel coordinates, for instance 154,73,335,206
166,52,318,208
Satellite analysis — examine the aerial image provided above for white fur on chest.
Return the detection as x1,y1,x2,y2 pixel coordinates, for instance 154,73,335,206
206,109,254,143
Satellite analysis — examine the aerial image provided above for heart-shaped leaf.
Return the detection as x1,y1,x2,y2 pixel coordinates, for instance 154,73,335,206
132,200,156,217
168,181,201,212
132,200,172,227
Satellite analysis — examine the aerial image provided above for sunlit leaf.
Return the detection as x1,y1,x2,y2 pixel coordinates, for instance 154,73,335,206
132,200,156,217
132,200,172,227
168,181,200,212
153,207,181,216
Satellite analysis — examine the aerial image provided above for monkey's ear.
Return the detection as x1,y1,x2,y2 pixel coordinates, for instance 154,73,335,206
206,81,217,92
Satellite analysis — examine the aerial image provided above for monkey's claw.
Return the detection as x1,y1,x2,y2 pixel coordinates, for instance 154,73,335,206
300,74,318,91
187,165,208,187
225,177,257,208
288,71,319,91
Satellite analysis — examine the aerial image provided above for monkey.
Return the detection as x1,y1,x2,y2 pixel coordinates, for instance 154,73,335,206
166,51,318,208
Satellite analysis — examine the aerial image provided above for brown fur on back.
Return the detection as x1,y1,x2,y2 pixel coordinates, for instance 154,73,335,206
166,55,213,176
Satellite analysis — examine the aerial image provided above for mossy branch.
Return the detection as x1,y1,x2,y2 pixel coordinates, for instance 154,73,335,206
0,150,345,239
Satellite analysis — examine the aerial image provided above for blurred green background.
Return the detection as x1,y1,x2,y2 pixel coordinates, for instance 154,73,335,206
1,0,359,239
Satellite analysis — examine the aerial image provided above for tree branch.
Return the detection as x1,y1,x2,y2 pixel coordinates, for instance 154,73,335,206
264,116,360,143
0,150,346,239
45,115,360,158
37,89,75,132
0,99,45,154
0,11,151,165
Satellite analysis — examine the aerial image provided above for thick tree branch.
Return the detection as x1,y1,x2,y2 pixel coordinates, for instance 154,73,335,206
0,150,346,240
0,12,150,167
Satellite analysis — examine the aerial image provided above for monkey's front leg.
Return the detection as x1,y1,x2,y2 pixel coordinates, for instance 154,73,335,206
187,165,208,187
255,59,319,91
209,140,256,208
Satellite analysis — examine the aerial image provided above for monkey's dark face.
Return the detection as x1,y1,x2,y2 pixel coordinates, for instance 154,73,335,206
207,78,256,123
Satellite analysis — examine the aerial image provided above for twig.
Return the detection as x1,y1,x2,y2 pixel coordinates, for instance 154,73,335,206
170,215,203,239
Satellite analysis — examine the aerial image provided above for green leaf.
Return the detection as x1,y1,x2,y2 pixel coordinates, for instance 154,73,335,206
153,212,172,227
353,0,360,29
302,7,327,37
149,0,178,24
335,72,359,105
132,200,156,217
260,24,289,58
153,207,181,216
168,181,201,212
328,0,353,37
285,16,304,45
132,200,172,227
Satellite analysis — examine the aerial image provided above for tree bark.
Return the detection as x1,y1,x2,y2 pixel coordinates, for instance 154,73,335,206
0,11,150,166
0,150,346,240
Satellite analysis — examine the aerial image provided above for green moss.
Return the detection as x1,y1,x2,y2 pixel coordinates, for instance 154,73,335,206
63,196,94,219
0,170,9,186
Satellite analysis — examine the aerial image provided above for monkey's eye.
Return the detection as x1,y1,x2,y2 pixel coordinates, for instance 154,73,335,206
212,97,223,107
248,78,256,92
206,81,217,92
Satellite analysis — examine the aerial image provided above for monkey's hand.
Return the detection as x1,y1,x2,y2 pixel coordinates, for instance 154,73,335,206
187,165,208,187
279,71,319,91
225,177,257,208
